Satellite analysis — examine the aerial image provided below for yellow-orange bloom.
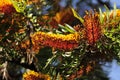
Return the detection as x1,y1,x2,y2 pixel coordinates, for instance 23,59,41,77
0,0,12,6
109,9,120,17
115,9,120,17
23,70,51,80
31,32,80,51
0,0,16,15
49,8,77,28
102,9,120,27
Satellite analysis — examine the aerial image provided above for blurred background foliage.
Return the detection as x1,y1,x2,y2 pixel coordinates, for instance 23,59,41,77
0,0,120,80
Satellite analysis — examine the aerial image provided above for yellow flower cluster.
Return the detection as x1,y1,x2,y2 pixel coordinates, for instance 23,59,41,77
45,32,80,42
23,70,51,80
116,9,120,16
31,31,80,51
111,9,120,17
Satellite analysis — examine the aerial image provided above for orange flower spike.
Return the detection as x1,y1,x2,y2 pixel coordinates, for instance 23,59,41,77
31,32,80,51
0,0,16,15
84,11,101,45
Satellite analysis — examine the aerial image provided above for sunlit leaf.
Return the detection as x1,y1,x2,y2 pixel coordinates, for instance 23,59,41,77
65,24,76,32
11,0,26,13
104,5,110,21
43,55,56,69
99,8,104,24
113,3,117,19
71,8,84,24
58,24,76,33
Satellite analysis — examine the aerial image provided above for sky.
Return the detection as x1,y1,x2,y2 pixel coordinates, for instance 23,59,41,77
102,60,120,80
59,0,120,8
110,0,120,8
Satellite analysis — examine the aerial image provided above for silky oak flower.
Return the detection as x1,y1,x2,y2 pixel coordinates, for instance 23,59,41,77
84,11,101,45
31,31,80,51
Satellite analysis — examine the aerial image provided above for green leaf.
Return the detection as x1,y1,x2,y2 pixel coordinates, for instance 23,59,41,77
99,8,104,24
65,24,76,32
113,3,117,19
58,24,69,33
64,24,75,33
11,0,26,13
58,24,66,29
61,29,68,33
36,47,53,71
43,55,56,69
104,5,110,21
58,24,76,33
71,8,84,24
